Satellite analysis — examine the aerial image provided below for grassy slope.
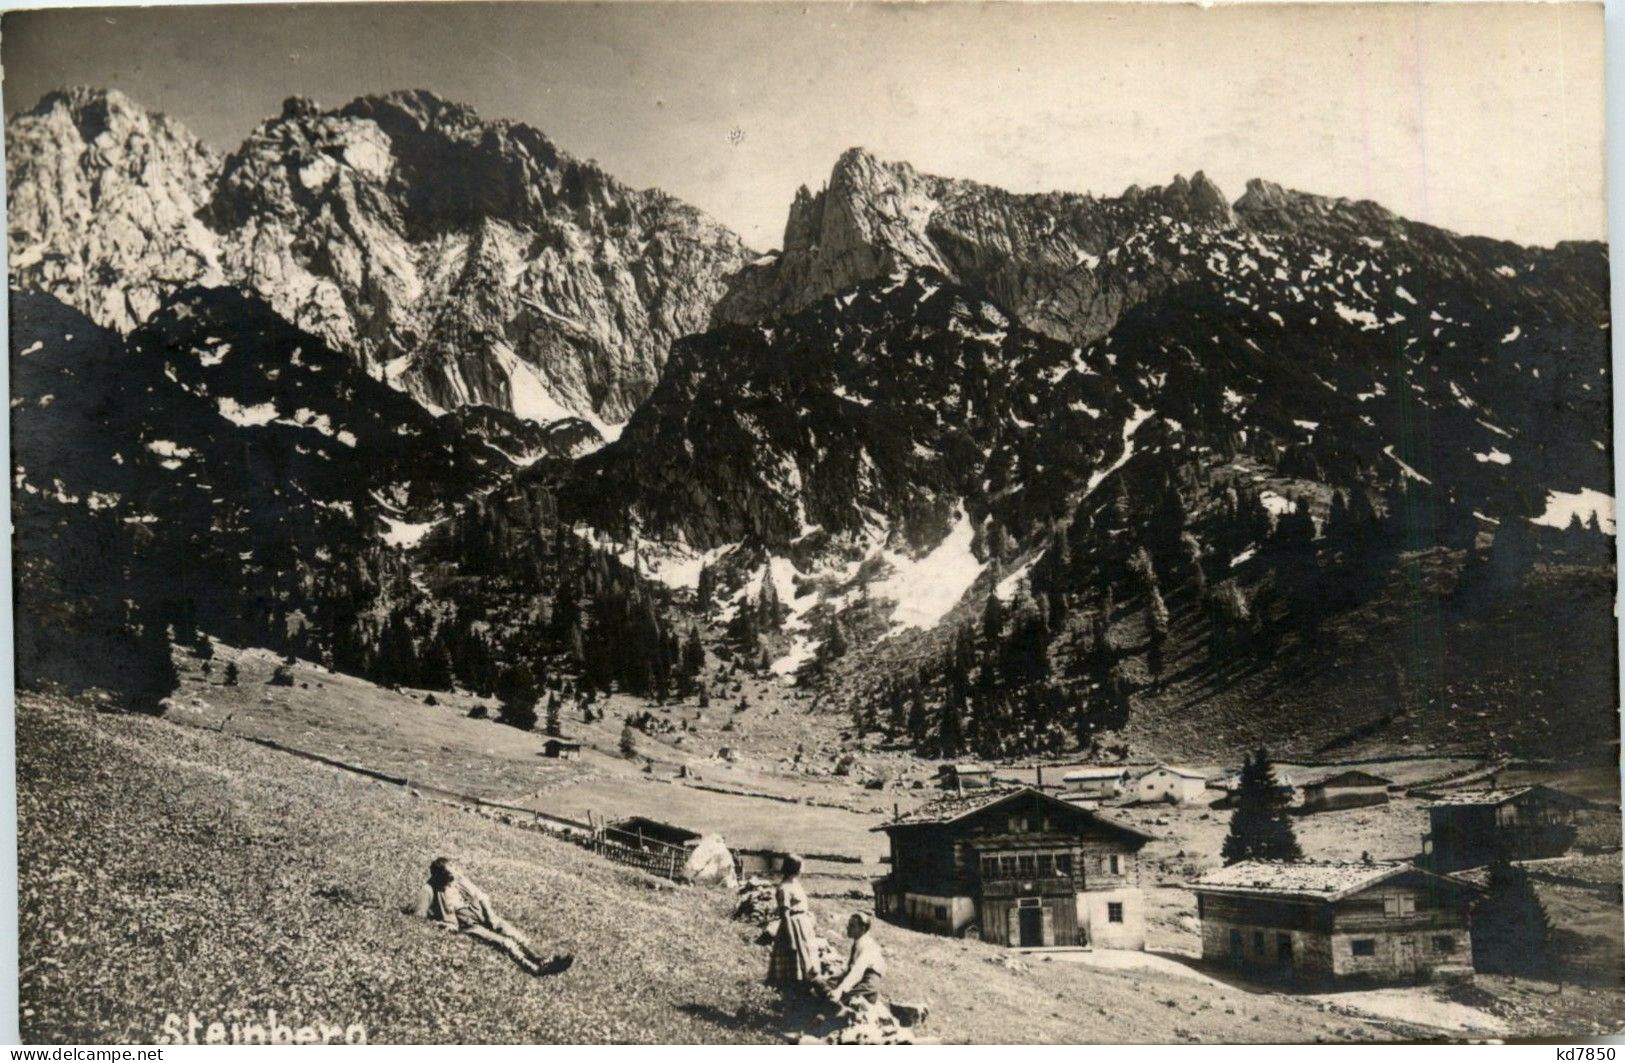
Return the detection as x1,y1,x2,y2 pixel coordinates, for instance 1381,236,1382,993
18,691,786,1043
22,692,1457,1044
166,643,902,859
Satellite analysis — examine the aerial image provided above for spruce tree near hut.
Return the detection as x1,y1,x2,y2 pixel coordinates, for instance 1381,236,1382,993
1473,860,1553,975
1221,748,1302,864
496,663,539,731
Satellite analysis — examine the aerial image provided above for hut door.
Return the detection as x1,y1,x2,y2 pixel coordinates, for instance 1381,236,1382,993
1018,907,1043,947
1015,900,1044,947
1396,936,1418,978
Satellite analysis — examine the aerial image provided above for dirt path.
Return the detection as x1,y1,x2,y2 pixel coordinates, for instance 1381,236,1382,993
1303,988,1509,1036
1036,948,1229,987
1042,950,1509,1036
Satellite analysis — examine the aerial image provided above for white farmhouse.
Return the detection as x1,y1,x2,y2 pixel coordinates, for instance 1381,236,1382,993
1132,764,1209,804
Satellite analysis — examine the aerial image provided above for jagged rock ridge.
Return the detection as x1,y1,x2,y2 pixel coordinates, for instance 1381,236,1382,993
715,147,1238,344
7,88,755,427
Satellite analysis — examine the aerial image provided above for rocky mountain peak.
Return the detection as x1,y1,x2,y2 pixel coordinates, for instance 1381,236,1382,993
1179,169,1234,223
7,86,223,332
715,152,1243,344
1232,177,1401,240
8,87,753,428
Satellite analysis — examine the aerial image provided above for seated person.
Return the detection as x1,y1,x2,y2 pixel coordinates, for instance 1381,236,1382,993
412,857,568,975
825,912,886,1007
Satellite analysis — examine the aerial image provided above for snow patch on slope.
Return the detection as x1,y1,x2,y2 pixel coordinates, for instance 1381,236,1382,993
1531,488,1615,534
873,508,982,631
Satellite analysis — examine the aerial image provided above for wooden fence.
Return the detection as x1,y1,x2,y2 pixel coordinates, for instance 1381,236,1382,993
223,729,693,880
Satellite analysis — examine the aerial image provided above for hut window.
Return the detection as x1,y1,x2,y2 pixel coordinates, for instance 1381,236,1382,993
1108,902,1124,924
1109,855,1122,875
935,906,948,923
1036,853,1054,877
1055,853,1073,876
1253,931,1266,954
1018,854,1037,877
1000,856,1018,877
982,857,999,879
1433,935,1456,953
1383,895,1416,917
1351,939,1376,957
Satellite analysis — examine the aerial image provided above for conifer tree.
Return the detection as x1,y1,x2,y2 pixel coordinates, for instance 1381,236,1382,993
906,685,929,745
1221,748,1302,864
938,696,966,757
696,563,716,612
981,594,1006,643
1182,531,1208,594
1147,585,1170,676
496,663,539,730
128,617,178,715
1472,860,1551,974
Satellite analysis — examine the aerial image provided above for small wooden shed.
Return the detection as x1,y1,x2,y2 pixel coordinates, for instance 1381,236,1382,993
1300,770,1392,813
1422,785,1587,870
543,738,582,759
937,763,995,790
1060,766,1131,798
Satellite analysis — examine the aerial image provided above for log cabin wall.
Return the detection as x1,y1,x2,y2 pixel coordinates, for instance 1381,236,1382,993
1329,882,1476,980
888,825,961,894
1196,881,1475,985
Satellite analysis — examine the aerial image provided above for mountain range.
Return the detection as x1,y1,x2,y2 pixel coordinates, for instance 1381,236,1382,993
8,87,1614,760
8,87,752,434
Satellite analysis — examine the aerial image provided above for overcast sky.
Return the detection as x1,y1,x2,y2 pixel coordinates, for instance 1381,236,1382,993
2,2,1606,250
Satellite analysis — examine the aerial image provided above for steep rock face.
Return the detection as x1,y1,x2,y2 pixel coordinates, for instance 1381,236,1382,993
6,88,224,331
572,269,1141,553
7,89,754,426
207,91,753,424
714,147,1236,345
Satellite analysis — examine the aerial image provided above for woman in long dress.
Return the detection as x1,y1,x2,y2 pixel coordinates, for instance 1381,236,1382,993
765,854,820,987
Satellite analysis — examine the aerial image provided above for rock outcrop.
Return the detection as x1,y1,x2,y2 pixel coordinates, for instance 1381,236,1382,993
7,88,224,331
713,147,1236,346
7,88,755,427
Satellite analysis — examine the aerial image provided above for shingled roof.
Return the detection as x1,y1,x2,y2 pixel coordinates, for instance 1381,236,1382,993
1425,785,1589,808
883,786,1028,826
876,786,1154,842
1307,769,1393,788
1191,860,1480,901
1135,763,1207,781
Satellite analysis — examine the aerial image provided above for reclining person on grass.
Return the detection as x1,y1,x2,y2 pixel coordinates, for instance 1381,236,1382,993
412,857,570,976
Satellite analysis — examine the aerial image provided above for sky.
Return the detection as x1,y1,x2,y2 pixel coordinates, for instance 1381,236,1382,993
1,2,1607,250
